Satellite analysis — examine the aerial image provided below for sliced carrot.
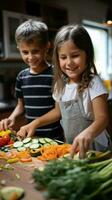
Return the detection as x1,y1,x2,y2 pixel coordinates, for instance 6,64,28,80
38,144,72,161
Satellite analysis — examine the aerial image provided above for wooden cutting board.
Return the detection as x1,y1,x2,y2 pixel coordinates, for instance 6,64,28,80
0,159,45,200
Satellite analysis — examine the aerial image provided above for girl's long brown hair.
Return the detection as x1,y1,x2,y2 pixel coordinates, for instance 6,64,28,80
53,24,97,95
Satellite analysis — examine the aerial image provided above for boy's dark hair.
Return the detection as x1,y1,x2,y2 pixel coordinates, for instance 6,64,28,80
15,19,48,46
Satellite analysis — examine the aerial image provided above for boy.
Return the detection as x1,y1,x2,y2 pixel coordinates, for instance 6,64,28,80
0,20,64,141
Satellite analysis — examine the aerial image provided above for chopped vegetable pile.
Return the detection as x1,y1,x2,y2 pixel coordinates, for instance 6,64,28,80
13,137,60,152
32,157,112,200
37,143,72,161
0,129,16,148
0,136,70,163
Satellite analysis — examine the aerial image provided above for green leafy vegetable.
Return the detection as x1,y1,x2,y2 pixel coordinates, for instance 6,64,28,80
32,158,112,200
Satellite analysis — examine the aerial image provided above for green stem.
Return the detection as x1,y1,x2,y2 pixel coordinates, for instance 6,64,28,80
88,179,112,198
88,158,112,169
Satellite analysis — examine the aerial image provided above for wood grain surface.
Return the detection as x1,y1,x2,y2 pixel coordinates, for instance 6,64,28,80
0,159,45,200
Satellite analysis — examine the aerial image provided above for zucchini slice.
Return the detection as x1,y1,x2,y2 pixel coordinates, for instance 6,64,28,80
32,138,39,144
30,143,40,149
0,186,24,200
17,146,27,152
13,141,23,148
22,137,32,144
49,141,58,145
23,142,32,148
38,138,46,144
55,139,64,144
44,137,54,143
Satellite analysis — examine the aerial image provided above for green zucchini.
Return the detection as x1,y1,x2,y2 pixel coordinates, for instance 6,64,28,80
55,139,64,144
44,137,54,143
23,142,32,148
13,141,23,148
0,186,24,200
17,146,27,152
32,138,39,144
22,137,31,144
38,138,46,144
30,143,40,149
49,141,58,145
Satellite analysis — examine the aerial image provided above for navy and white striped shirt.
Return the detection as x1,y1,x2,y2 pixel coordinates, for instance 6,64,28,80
15,65,63,140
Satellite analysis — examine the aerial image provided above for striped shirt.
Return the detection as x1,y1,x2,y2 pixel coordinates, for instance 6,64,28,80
15,65,63,140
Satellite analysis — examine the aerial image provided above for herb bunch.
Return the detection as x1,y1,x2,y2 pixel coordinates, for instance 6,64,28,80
32,158,112,200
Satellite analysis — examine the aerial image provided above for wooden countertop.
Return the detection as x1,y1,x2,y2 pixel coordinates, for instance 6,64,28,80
0,159,45,200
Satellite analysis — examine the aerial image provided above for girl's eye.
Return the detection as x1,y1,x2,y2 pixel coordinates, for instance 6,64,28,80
59,56,66,60
72,54,79,58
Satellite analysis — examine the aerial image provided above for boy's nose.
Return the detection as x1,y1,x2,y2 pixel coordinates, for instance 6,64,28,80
28,53,34,59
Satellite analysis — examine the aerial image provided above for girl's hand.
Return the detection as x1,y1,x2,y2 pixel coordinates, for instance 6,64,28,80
0,118,15,131
71,132,93,159
17,123,36,140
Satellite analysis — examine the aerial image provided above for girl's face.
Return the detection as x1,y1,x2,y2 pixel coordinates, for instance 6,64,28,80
18,39,48,73
58,40,87,83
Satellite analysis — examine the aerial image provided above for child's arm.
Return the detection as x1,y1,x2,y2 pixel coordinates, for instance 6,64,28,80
17,102,61,139
0,98,24,131
71,94,109,159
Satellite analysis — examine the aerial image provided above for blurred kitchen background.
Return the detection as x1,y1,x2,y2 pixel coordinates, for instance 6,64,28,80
0,0,112,117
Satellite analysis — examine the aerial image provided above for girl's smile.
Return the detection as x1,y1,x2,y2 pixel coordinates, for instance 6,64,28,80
58,40,87,83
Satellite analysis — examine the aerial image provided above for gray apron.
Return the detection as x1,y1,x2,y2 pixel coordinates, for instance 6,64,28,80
59,95,111,151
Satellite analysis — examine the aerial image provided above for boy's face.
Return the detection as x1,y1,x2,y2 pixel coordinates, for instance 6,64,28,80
17,40,48,73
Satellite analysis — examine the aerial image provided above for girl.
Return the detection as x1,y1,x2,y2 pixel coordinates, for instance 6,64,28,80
17,24,111,158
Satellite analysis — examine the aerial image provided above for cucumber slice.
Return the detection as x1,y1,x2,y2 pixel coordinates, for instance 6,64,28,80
39,138,46,144
30,143,40,149
44,137,54,143
13,141,23,148
55,139,64,144
17,147,27,152
23,142,32,148
32,138,39,144
49,141,58,145
23,137,32,144
0,186,24,200
43,143,51,146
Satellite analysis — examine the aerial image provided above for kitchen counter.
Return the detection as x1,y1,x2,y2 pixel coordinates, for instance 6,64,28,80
0,159,45,200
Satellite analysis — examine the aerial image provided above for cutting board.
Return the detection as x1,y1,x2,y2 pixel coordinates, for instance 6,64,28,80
0,159,45,200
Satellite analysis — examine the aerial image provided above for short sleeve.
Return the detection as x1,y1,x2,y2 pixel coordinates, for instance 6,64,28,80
89,75,108,100
15,72,23,99
52,91,61,102
52,83,62,102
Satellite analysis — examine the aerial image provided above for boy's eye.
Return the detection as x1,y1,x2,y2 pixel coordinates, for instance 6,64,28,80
32,50,40,54
22,51,28,54
21,49,41,55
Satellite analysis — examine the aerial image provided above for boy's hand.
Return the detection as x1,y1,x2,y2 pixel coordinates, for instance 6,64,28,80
17,123,35,140
0,118,15,131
